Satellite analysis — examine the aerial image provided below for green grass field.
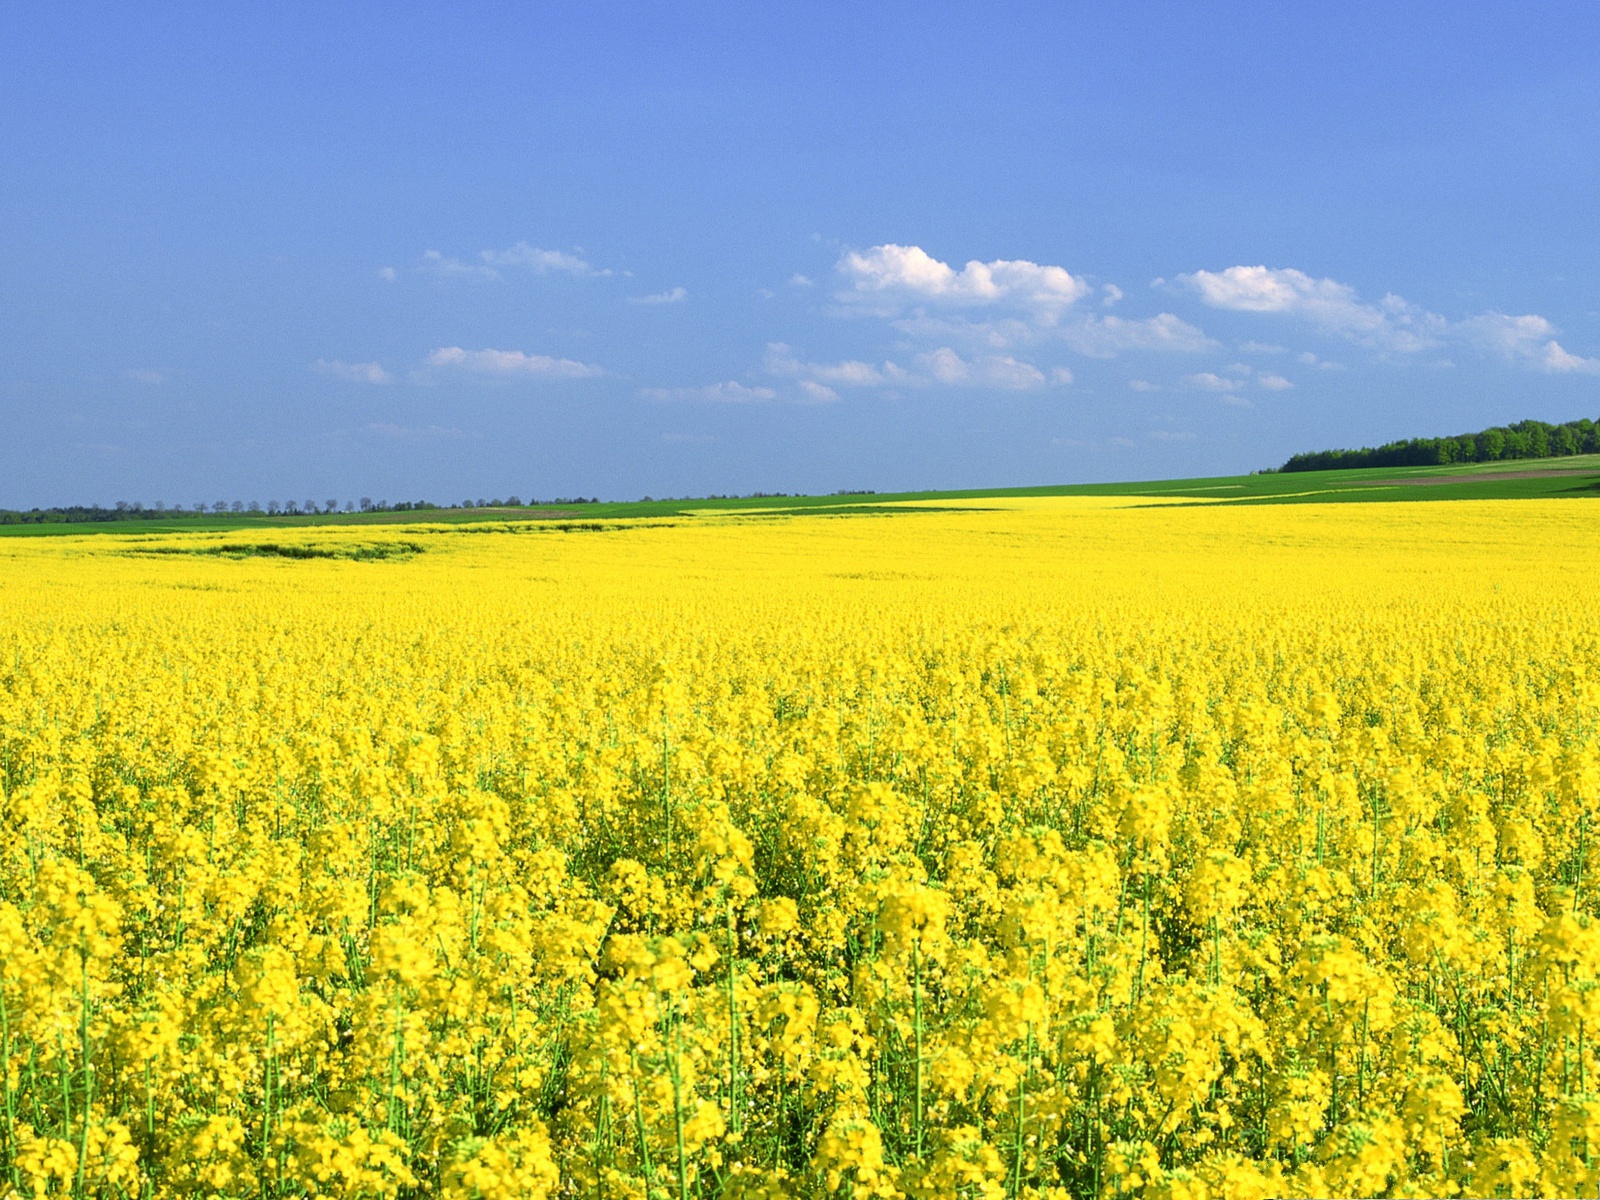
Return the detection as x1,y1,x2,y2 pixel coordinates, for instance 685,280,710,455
5,453,1599,536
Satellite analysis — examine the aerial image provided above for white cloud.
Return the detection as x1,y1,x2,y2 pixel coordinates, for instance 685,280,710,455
795,380,841,403
377,266,398,282
1149,430,1197,442
915,347,1051,390
638,382,778,404
422,249,498,281
1457,312,1600,374
314,358,393,384
480,242,602,275
836,243,1091,316
1184,372,1243,393
765,342,906,387
1180,265,1599,373
631,286,687,305
427,347,603,378
789,273,815,287
889,313,1037,351
125,368,167,385
422,242,608,281
1101,284,1124,307
1297,351,1344,370
765,340,1059,393
1061,313,1218,357
1128,379,1158,392
1177,265,1443,353
1257,372,1294,390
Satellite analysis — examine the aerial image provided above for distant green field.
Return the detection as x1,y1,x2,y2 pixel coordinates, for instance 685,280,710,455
4,454,1599,536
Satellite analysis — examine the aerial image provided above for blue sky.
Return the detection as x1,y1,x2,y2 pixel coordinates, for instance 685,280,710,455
3,2,1598,507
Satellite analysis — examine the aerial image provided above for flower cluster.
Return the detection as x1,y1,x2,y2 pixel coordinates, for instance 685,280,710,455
0,497,1598,1197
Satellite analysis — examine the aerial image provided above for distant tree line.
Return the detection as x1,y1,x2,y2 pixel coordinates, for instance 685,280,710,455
1281,417,1600,473
0,496,593,526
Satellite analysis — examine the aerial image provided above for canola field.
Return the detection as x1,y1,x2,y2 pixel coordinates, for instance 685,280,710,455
3,498,1600,1199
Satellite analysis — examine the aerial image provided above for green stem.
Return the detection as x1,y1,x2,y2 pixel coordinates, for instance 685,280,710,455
670,1001,689,1200
0,986,16,1190
913,941,925,1161
726,897,741,1140
75,937,92,1200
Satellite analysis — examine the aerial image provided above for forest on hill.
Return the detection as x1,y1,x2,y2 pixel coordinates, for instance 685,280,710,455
1281,416,1600,472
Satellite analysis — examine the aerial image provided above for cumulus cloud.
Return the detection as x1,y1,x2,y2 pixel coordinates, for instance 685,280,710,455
427,347,603,378
1179,265,1598,373
836,243,1091,316
314,358,393,384
638,382,778,404
1257,372,1294,390
377,266,398,282
1457,312,1600,373
631,286,687,305
1177,265,1443,353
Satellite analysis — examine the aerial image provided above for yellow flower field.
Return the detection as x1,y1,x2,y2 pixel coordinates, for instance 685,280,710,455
3,498,1600,1198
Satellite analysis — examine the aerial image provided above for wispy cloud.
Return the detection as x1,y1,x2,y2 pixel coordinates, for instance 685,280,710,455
638,382,777,404
764,343,907,388
1457,312,1600,373
916,347,1055,390
630,286,688,305
427,347,604,378
1183,363,1291,398
1060,313,1217,357
766,341,1063,392
422,242,610,281
481,242,603,275
795,380,841,403
366,422,472,441
422,250,498,281
887,308,1213,360
315,358,392,384
1177,265,1442,353
1184,371,1243,393
1179,264,1598,371
124,368,167,385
